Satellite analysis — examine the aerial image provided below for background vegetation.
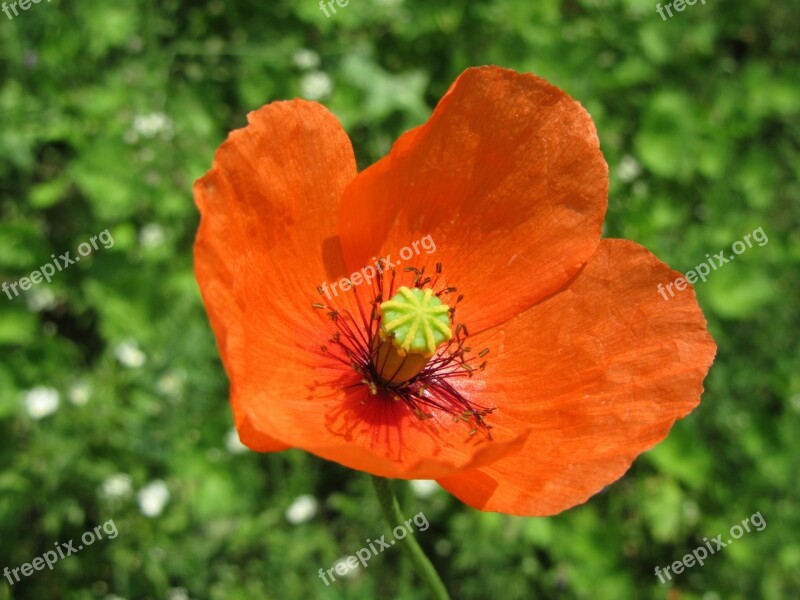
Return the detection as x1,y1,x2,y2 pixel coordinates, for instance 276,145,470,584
1,0,798,598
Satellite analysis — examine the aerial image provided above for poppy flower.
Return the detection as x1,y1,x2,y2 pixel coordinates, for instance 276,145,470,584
193,66,716,516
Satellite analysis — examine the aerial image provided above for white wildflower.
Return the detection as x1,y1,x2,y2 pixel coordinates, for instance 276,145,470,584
115,341,146,368
225,428,248,454
68,380,91,406
23,386,59,419
131,112,173,139
101,473,133,500
285,494,318,524
139,223,166,249
409,479,439,499
137,480,170,518
300,71,333,100
293,48,320,70
617,154,642,183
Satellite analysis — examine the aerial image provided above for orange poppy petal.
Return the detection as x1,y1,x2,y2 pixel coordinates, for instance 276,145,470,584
339,66,608,334
436,239,717,515
194,99,358,452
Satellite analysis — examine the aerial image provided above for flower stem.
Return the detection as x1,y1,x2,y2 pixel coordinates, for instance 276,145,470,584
370,475,451,600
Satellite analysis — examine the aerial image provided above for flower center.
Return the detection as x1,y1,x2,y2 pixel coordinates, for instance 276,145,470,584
313,261,496,439
372,286,452,386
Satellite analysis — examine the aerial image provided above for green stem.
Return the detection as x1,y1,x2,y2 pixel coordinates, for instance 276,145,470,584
370,476,451,600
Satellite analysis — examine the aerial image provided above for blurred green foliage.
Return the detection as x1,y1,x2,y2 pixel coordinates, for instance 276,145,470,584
1,0,798,598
